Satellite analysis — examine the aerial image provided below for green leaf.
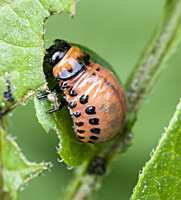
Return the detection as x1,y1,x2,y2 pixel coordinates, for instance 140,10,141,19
34,96,95,167
0,0,74,109
0,0,76,199
0,125,50,200
131,99,181,200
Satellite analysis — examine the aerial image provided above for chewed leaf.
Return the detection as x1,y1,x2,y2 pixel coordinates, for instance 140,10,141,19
131,99,181,200
0,0,74,110
0,126,51,200
34,96,94,167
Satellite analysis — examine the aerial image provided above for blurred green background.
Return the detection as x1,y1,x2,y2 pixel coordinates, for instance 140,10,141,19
8,0,181,199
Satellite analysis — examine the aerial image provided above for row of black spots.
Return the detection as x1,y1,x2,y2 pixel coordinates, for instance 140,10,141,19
74,118,99,127
88,126,100,143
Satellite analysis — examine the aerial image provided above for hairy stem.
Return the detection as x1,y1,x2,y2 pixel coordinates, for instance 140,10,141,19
126,0,181,111
65,0,181,199
0,127,3,200
0,125,8,200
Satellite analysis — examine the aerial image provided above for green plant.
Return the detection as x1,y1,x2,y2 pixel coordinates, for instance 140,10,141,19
0,0,180,200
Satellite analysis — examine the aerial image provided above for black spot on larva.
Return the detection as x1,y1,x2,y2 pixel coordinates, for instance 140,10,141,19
85,106,96,115
83,52,90,65
89,118,99,125
88,141,95,144
77,129,85,134
72,112,81,118
61,81,70,89
69,87,77,96
75,122,84,127
78,135,85,139
90,128,100,134
96,68,100,71
69,102,77,108
90,136,99,141
105,80,110,85
80,94,89,104
92,73,96,77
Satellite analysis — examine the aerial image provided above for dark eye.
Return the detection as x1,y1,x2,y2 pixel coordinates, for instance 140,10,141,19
50,51,66,65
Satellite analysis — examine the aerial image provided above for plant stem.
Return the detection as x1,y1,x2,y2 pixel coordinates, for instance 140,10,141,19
66,0,181,199
0,125,8,200
0,127,3,200
126,0,181,112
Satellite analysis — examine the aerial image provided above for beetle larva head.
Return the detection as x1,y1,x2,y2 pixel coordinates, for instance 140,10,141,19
43,40,71,74
53,46,89,81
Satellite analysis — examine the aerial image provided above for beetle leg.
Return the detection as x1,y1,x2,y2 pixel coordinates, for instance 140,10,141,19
37,84,62,100
46,107,58,114
46,96,67,114
37,93,49,99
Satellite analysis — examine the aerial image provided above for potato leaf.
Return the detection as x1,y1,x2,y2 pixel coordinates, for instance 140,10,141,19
0,126,50,200
131,99,181,200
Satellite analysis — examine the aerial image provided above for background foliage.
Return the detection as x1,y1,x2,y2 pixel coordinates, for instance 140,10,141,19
5,0,181,199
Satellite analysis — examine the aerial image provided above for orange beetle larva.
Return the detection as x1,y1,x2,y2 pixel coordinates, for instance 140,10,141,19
38,40,127,144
